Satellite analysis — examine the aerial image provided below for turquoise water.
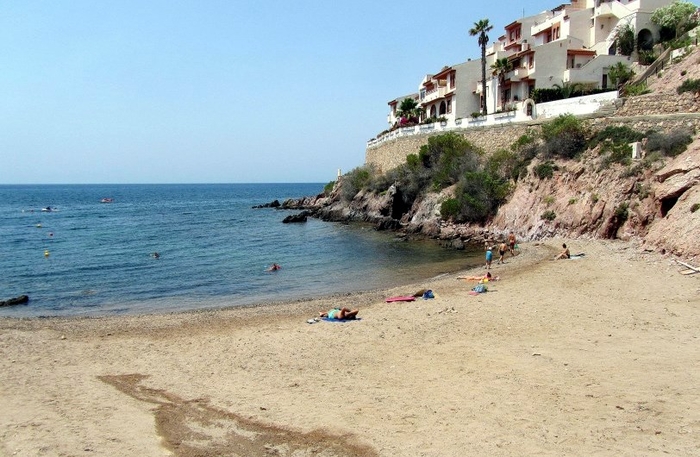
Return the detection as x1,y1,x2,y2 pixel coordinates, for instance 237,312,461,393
0,184,481,317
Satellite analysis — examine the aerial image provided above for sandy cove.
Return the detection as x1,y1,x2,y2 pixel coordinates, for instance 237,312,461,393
1,239,699,457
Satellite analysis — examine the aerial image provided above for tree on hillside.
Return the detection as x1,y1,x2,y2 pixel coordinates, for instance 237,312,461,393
490,57,513,111
608,62,635,88
651,0,699,40
469,19,493,115
612,22,636,56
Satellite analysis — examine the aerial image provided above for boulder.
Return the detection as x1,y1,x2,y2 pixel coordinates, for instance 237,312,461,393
282,212,309,223
252,200,281,209
0,295,29,307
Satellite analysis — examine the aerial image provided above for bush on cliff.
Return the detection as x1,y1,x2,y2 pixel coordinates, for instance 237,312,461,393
646,128,695,157
589,125,645,149
342,165,375,201
540,114,588,159
417,133,482,190
677,78,700,95
441,171,511,223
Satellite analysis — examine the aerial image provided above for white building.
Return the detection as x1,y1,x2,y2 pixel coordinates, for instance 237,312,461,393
385,0,673,128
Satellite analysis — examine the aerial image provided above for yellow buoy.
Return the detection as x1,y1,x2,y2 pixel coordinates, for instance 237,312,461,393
44,250,50,257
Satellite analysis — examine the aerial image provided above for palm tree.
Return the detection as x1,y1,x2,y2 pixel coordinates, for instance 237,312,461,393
397,97,419,119
490,57,513,111
469,19,493,115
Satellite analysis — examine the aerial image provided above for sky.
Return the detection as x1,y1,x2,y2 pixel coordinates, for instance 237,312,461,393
2,0,576,184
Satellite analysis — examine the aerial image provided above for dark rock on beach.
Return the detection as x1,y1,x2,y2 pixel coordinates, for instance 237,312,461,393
0,295,29,307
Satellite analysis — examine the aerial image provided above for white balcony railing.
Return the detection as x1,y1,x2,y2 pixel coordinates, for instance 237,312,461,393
421,86,453,104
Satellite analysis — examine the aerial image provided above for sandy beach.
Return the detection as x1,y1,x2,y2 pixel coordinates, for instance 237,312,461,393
1,239,699,457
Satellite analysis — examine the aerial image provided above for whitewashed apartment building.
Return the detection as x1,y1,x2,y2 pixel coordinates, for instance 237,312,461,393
383,0,671,134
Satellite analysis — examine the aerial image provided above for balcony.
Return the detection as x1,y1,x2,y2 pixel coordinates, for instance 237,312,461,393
506,67,531,82
594,0,630,19
421,86,454,104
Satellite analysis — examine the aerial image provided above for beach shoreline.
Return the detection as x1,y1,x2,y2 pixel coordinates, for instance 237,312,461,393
2,239,699,456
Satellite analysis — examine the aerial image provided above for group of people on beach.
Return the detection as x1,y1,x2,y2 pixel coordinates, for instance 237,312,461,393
485,231,517,269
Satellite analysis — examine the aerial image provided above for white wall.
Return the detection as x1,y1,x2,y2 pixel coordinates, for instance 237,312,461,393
534,90,618,119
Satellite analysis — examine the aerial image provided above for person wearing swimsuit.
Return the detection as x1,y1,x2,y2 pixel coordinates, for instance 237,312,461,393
320,307,359,320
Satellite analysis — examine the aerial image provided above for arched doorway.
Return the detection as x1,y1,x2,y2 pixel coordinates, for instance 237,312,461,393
637,29,654,51
430,105,437,118
439,101,446,115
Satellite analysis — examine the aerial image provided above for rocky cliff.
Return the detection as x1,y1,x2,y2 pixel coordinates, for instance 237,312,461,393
283,47,700,261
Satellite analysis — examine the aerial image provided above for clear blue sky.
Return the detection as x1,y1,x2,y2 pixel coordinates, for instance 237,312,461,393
1,0,574,184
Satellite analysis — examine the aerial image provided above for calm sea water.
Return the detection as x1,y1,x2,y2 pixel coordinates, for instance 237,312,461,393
0,184,481,318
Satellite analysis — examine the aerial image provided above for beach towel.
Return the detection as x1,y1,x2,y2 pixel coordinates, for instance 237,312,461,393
307,317,361,324
570,253,585,260
321,317,361,323
385,296,416,303
469,284,488,296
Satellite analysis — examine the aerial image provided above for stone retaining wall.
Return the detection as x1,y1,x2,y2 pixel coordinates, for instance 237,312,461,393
615,93,699,117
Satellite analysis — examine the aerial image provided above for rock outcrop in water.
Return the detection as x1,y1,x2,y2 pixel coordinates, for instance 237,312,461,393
0,295,29,307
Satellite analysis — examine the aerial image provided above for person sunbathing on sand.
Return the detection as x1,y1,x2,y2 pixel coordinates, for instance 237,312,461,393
458,271,499,282
319,307,359,320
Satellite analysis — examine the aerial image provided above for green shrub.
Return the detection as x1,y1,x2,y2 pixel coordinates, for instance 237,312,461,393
601,142,633,168
691,203,700,213
635,183,650,199
543,195,555,206
677,78,700,95
541,210,556,221
418,133,481,190
531,87,563,103
608,62,635,87
638,50,657,65
323,181,336,196
485,149,519,181
614,202,629,222
568,198,577,205
440,198,462,220
623,82,651,96
621,163,644,178
443,171,511,223
646,128,694,157
591,194,599,204
342,166,374,200
540,114,588,159
590,125,645,148
534,161,555,179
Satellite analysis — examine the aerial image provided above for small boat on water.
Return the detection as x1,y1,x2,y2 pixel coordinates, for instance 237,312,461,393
41,206,55,212
100,198,113,203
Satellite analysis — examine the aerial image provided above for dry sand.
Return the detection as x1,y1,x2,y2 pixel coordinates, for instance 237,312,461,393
1,239,699,457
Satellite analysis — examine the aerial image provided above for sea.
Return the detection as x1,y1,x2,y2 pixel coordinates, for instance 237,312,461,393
0,183,482,318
